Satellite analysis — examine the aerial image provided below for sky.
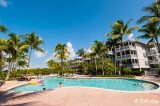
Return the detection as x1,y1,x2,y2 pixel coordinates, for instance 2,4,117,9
0,0,154,68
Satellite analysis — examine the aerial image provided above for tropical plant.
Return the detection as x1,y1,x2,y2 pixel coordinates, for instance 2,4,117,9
91,40,107,75
104,59,115,75
105,37,119,74
122,68,132,75
0,25,8,33
0,38,7,71
17,60,27,70
105,19,138,75
4,33,28,80
54,43,70,73
23,32,44,67
76,48,86,57
46,59,60,73
137,0,160,24
137,21,160,52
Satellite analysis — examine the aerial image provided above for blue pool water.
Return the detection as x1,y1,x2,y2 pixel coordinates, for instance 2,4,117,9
12,77,159,92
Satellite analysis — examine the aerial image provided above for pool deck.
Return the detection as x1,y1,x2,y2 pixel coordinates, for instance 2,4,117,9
0,76,160,106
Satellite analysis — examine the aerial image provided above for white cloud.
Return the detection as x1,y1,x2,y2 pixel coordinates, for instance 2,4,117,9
0,0,8,7
128,33,135,41
44,52,56,63
34,51,48,58
66,42,76,60
86,47,93,53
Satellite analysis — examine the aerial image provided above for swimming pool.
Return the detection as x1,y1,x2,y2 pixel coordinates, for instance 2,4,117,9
12,77,159,92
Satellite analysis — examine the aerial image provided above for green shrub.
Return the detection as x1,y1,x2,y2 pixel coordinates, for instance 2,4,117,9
122,68,132,75
131,70,144,76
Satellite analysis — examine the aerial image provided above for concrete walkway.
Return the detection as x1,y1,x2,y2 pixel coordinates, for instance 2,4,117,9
0,76,160,106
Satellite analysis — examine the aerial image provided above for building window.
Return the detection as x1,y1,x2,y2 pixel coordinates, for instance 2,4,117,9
145,61,148,66
142,46,145,50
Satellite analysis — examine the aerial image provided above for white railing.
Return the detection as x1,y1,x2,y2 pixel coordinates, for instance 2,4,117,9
149,59,160,64
106,51,113,54
116,54,137,59
147,51,157,55
116,45,135,51
132,63,139,66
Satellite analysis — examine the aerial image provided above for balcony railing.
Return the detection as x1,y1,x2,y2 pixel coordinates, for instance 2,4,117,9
116,54,137,59
148,59,160,64
116,45,135,51
147,51,157,55
126,63,139,68
132,63,139,68
106,51,113,54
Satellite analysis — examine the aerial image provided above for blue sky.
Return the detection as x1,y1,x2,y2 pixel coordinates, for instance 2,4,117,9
0,0,154,68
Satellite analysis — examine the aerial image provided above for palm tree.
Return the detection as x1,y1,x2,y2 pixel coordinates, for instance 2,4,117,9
16,51,28,70
76,48,86,57
17,60,27,70
46,59,60,73
54,43,70,73
137,0,160,24
5,33,28,80
105,37,120,74
0,38,7,71
91,40,107,75
0,25,7,33
23,32,44,68
137,22,160,52
105,19,138,75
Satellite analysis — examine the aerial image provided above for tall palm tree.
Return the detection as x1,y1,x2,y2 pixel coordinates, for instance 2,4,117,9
0,38,7,71
0,25,8,33
137,0,160,24
105,37,120,74
5,33,28,80
106,19,138,75
23,32,44,68
138,22,160,52
91,41,107,75
54,43,70,73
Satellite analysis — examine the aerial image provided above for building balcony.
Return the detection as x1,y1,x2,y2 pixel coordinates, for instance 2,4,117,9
147,51,157,56
106,51,113,55
132,63,139,68
116,54,137,60
125,63,139,68
116,45,135,51
149,59,160,64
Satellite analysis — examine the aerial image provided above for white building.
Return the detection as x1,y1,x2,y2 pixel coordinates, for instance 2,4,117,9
108,40,160,71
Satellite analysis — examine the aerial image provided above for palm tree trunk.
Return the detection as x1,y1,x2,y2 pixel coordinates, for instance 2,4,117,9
155,38,160,53
0,51,3,72
101,57,105,75
94,57,97,76
119,38,123,76
114,47,117,74
27,47,32,68
61,58,64,75
5,62,12,80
